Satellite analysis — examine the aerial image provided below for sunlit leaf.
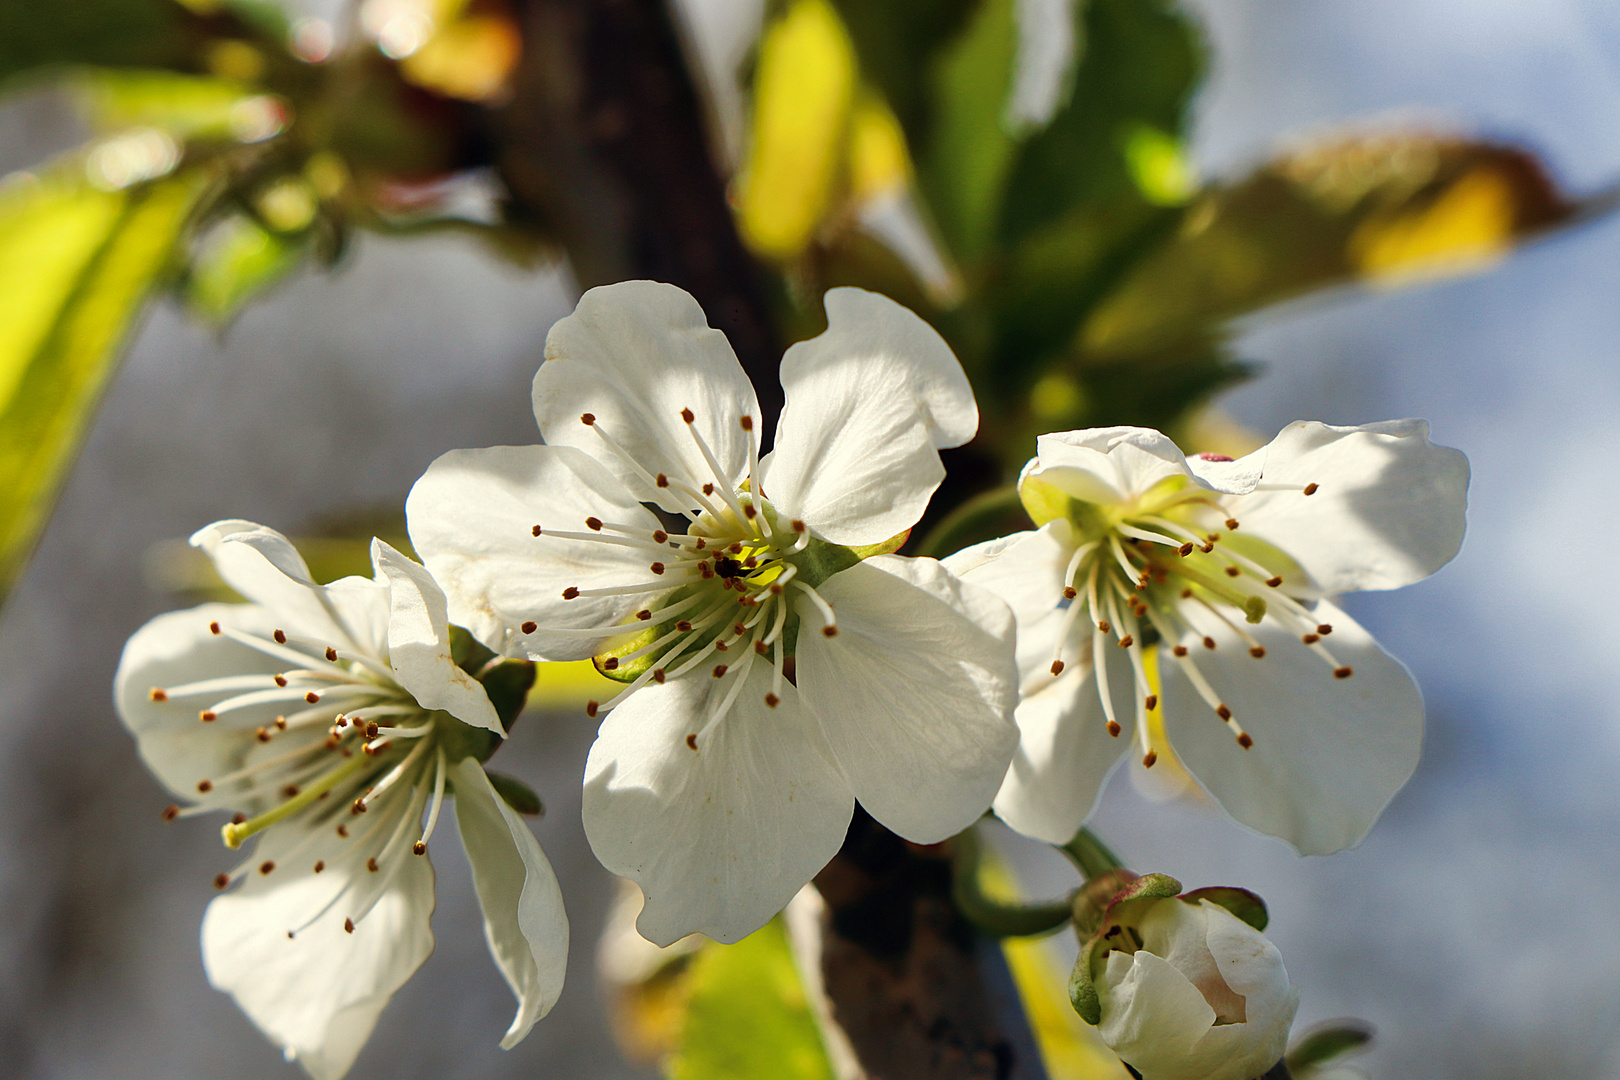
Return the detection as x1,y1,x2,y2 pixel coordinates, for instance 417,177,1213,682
667,918,834,1080
1004,938,1132,1078
1080,134,1582,360
847,91,911,202
0,166,205,601
185,212,306,322
77,68,278,140
736,0,858,261
399,13,521,102
997,0,1202,247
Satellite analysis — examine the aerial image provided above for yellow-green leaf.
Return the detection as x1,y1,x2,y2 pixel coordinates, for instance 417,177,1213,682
186,212,306,323
0,166,205,601
1080,134,1582,360
667,918,834,1080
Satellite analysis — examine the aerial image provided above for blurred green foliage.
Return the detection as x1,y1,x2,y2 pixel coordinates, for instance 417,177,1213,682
0,0,1600,604
666,918,834,1080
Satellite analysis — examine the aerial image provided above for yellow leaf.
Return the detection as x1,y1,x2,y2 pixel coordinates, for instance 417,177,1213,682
1349,167,1516,286
1003,936,1133,1080
399,14,522,102
847,92,910,202
736,0,857,261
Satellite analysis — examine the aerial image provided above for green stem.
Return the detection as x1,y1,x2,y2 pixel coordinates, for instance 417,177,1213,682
951,825,1075,938
912,486,1024,560
1060,827,1124,880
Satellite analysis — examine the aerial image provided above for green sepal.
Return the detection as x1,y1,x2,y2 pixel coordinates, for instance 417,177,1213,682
1068,935,1105,1025
1181,886,1268,932
436,710,502,764
791,527,910,589
485,770,544,816
1070,872,1182,1025
1103,872,1182,917
1071,869,1135,938
447,624,536,746
450,625,497,672
1286,1020,1374,1073
594,618,673,683
478,658,536,736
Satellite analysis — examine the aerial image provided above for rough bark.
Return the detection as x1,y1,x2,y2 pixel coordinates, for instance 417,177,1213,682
811,809,1048,1080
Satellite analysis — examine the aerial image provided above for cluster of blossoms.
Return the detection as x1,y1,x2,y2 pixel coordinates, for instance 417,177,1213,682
115,280,1466,1078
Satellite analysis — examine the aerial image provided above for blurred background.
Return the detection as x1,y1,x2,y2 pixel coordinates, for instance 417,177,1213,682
3,0,1620,1077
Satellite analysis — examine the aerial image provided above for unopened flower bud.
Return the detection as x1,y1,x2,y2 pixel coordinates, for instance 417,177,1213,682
1070,876,1298,1080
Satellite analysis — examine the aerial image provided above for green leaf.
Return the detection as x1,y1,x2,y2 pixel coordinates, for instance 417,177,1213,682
998,0,1203,248
1287,1020,1374,1074
1080,134,1584,362
667,918,835,1080
920,0,1019,263
828,0,977,141
185,212,307,324
0,0,198,89
485,769,544,816
0,165,205,603
970,0,1205,420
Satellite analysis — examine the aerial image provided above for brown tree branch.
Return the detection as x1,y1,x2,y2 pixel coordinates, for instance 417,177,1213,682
811,809,1049,1080
496,0,784,430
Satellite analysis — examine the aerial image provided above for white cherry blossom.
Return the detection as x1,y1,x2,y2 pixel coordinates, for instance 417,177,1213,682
407,281,1019,946
945,422,1468,854
114,521,567,1080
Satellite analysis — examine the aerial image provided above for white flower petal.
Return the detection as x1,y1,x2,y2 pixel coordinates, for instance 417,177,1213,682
1139,900,1247,1026
1197,901,1298,1043
372,540,503,735
581,665,851,946
451,758,568,1049
1233,419,1469,593
945,525,1132,842
1099,947,1215,1072
406,445,663,660
532,280,759,513
114,602,302,798
1110,900,1296,1080
762,288,976,546
1185,447,1266,495
1162,599,1424,855
795,555,1018,843
943,522,1087,686
1027,428,1201,505
992,664,1128,843
201,820,435,1080
190,520,390,656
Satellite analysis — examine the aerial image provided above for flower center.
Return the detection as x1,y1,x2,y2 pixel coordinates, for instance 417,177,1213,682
532,407,854,749
153,619,453,936
1046,474,1350,765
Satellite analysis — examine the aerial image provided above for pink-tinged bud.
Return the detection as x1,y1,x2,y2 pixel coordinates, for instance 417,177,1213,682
1071,876,1298,1080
